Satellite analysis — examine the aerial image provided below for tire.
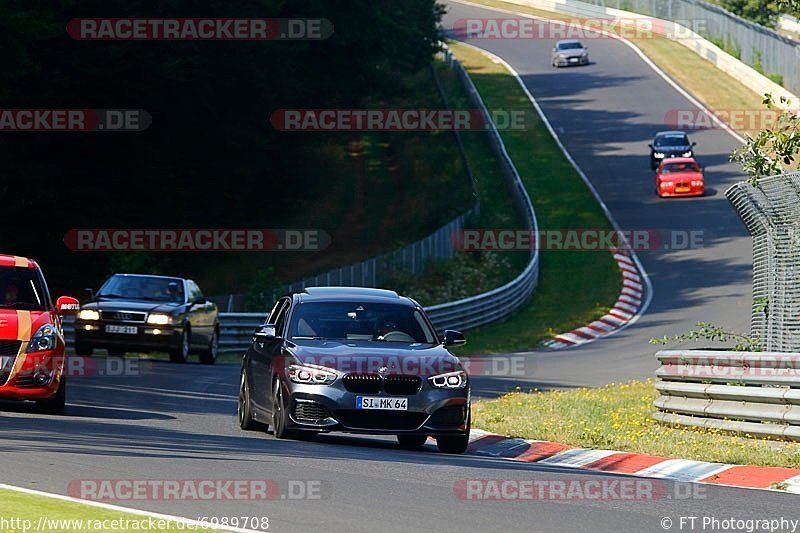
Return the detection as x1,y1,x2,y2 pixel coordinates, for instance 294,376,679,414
238,370,259,431
170,327,190,363
397,434,428,450
436,414,470,454
37,376,66,415
199,328,219,365
74,342,93,356
271,379,296,439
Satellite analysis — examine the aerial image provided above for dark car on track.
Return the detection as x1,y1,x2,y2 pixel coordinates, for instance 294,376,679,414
649,130,696,170
238,287,472,453
74,274,219,364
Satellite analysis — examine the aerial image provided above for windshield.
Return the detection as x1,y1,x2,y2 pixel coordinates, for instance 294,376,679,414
288,301,437,344
662,162,700,173
558,42,584,50
97,275,185,303
655,134,689,147
0,267,47,310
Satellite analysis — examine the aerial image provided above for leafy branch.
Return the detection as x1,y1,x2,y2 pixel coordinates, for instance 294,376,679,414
730,94,800,186
649,322,762,351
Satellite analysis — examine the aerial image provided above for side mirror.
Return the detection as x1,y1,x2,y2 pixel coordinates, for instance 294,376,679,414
648,144,653,149
443,330,466,347
83,287,95,300
691,141,697,147
192,297,207,305
55,296,80,315
254,323,278,339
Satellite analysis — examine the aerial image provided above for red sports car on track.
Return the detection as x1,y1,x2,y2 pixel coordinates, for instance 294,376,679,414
655,157,705,198
0,255,78,414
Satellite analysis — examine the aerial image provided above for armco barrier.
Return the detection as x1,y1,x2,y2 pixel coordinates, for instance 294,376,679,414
654,349,800,440
483,0,799,108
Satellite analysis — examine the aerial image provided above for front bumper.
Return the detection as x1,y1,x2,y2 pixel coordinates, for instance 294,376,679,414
283,379,470,435
75,320,181,351
659,184,704,197
0,349,64,400
555,55,588,66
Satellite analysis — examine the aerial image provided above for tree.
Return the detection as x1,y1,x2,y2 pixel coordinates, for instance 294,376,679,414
717,0,781,28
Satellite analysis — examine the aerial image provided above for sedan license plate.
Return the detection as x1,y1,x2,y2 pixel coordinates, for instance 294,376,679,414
569,57,578,62
356,396,408,410
676,186,691,193
105,325,137,334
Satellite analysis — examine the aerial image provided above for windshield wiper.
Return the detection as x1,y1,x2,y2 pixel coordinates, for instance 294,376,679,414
97,293,126,299
291,336,329,340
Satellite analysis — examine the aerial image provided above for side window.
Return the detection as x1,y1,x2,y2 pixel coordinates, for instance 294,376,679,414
273,299,291,337
187,280,203,301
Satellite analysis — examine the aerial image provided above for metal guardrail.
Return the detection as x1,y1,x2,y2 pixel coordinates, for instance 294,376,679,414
654,349,800,440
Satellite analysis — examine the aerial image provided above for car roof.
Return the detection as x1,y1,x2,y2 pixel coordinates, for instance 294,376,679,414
297,286,414,305
655,130,689,138
0,255,37,269
661,157,698,165
109,273,185,281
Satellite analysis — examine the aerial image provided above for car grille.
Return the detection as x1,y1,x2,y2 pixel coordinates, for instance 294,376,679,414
100,311,146,322
383,375,422,395
292,401,332,422
342,374,382,394
0,340,22,357
342,373,422,395
428,405,466,427
12,370,36,388
334,410,428,431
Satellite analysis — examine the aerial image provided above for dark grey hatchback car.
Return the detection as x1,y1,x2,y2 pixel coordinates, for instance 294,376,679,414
238,287,471,453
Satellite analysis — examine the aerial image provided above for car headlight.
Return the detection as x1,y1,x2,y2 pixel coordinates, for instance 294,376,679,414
660,182,673,188
146,313,172,325
429,370,468,389
691,180,703,187
78,309,100,321
288,364,337,385
654,152,665,158
682,151,693,157
27,324,58,353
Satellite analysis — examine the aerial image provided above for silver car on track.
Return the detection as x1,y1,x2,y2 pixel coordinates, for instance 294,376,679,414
551,39,590,67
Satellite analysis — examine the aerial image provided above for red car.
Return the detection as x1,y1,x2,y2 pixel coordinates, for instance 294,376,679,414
0,255,79,414
655,157,704,197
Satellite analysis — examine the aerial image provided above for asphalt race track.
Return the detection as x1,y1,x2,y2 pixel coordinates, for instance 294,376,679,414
2,3,781,533
2,362,796,533
442,0,754,395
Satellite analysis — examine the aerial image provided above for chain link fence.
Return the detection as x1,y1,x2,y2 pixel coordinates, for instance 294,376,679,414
726,171,800,352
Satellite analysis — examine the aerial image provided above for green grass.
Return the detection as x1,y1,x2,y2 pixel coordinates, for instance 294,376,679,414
447,42,621,354
0,489,226,532
474,380,800,468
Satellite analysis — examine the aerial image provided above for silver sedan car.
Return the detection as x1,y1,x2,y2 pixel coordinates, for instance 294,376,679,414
551,39,590,67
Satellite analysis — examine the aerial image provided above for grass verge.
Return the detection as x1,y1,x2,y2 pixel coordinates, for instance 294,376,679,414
460,0,769,137
0,488,226,533
448,42,621,354
474,380,800,468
